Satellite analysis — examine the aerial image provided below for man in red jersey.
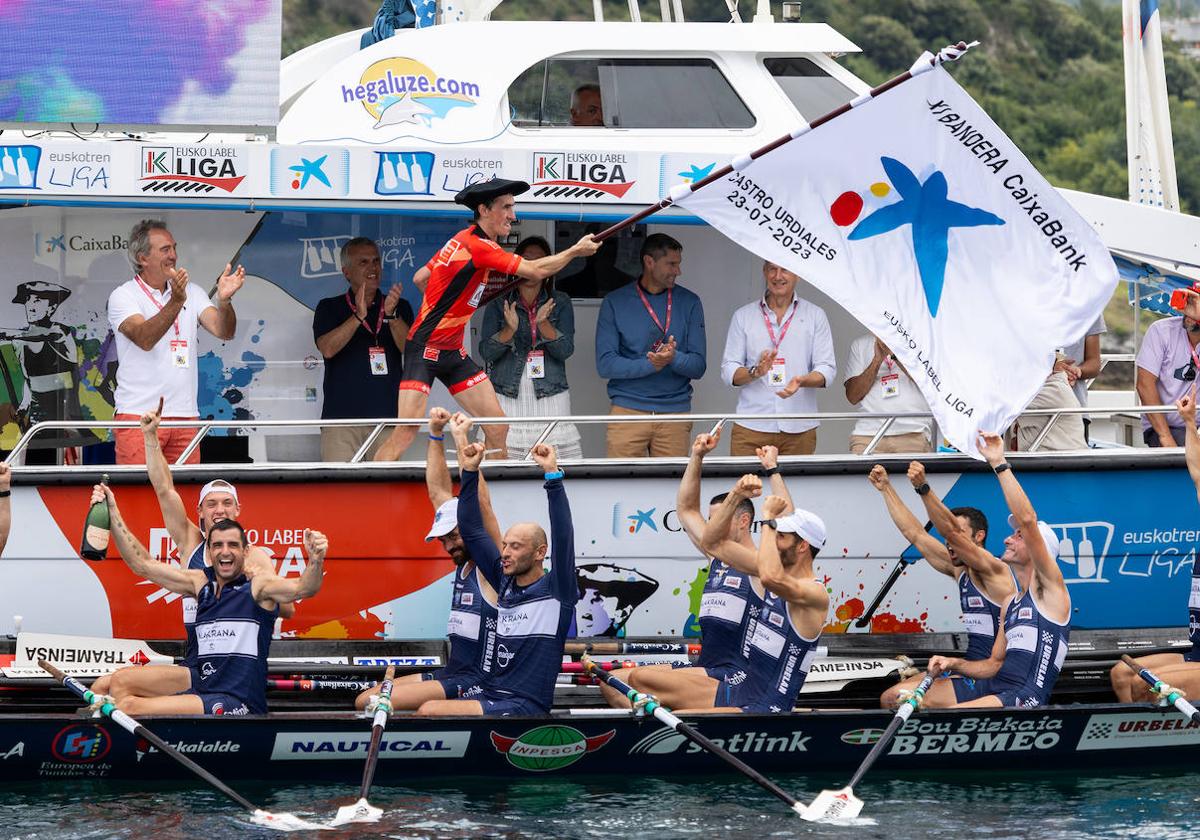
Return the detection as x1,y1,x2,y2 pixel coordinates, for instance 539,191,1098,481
374,179,599,460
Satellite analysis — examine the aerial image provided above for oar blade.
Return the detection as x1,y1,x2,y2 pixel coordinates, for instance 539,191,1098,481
329,798,384,827
250,808,333,832
799,787,864,822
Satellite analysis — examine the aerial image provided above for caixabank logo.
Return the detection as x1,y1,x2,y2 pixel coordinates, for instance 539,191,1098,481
490,725,615,771
140,146,247,193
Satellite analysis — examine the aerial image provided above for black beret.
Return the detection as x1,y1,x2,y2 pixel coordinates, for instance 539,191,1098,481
453,177,530,209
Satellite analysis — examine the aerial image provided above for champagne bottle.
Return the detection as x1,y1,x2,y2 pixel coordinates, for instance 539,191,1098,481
80,474,111,561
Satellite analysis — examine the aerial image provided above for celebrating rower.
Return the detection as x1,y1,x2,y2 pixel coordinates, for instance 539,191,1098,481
355,409,500,712
373,178,600,461
598,433,791,710
926,433,1071,708
869,463,1015,708
97,483,326,715
704,480,828,713
1111,389,1200,703
417,439,576,716
91,398,293,703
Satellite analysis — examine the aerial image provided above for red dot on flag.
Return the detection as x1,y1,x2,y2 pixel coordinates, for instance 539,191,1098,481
830,191,864,226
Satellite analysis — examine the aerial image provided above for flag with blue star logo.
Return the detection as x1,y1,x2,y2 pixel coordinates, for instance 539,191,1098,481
673,61,1117,458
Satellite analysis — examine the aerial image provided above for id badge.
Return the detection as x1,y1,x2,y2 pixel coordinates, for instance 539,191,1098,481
768,357,787,386
881,373,900,398
649,337,666,354
369,346,388,376
526,350,545,379
170,339,189,369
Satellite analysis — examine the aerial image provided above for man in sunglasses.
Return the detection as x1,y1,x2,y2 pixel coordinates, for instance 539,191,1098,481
1136,283,1200,447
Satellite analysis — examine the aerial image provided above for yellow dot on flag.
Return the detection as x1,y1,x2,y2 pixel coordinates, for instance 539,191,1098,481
870,182,890,197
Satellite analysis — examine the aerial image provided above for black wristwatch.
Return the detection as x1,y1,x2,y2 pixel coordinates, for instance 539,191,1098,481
759,466,779,478
762,519,778,530
993,462,1011,474
914,483,931,496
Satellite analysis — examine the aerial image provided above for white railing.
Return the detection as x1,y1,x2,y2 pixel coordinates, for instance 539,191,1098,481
2,402,1180,469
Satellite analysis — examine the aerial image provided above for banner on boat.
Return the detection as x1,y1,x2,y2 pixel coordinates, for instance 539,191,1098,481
672,64,1118,456
1,466,1196,640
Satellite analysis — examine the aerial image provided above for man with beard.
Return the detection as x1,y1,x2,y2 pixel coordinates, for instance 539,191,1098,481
927,433,1071,708
355,409,501,711
417,440,576,716
869,462,1015,708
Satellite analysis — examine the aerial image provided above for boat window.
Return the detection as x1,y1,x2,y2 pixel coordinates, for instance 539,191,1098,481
763,57,857,119
508,59,755,129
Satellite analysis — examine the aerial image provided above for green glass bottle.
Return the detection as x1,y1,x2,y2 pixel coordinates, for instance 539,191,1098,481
80,474,110,561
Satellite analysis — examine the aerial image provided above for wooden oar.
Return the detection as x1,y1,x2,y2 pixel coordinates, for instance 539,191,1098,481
1121,654,1200,723
39,660,328,832
801,672,936,822
582,656,808,814
566,641,702,656
331,664,397,826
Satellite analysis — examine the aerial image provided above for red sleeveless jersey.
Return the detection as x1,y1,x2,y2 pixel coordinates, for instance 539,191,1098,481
408,226,522,350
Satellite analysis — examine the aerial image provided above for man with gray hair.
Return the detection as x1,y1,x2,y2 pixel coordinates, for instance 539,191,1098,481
106,219,244,464
313,237,413,461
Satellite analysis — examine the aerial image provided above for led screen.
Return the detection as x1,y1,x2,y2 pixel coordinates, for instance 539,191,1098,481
0,0,281,129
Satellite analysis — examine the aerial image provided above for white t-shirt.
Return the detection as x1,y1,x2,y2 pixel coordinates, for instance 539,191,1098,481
107,277,215,416
845,335,932,439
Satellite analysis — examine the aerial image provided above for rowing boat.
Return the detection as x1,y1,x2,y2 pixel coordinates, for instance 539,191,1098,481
1,701,1195,784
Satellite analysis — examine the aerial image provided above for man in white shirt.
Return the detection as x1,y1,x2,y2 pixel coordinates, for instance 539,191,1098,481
720,262,835,455
106,219,244,464
843,334,932,454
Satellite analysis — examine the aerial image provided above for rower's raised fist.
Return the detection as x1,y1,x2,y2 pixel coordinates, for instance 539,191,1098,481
692,432,719,456
755,445,779,470
868,465,890,490
907,461,926,489
531,443,558,474
975,432,1006,466
733,474,762,499
761,494,788,519
303,528,328,561
0,461,10,492
458,442,485,471
428,406,451,434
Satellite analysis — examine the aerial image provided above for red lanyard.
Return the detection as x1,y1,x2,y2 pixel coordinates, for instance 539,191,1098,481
759,298,798,351
521,294,540,346
636,284,672,336
135,275,180,338
346,291,385,345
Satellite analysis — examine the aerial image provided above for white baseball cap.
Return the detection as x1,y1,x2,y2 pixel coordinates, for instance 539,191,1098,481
426,498,460,541
774,509,827,550
198,480,239,506
1007,515,1061,559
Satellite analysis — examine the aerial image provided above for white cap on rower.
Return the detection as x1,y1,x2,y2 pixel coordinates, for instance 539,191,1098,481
426,498,459,541
772,509,826,550
198,479,239,506
1007,515,1061,558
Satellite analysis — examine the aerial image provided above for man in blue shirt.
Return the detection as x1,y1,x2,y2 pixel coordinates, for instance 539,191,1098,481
595,233,706,457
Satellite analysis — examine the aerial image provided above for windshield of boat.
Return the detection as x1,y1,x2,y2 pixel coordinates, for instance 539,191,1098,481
763,57,857,120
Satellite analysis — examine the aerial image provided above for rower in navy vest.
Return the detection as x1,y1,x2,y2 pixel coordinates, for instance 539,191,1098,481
599,432,791,710
91,397,294,704
96,483,326,716
1111,388,1200,703
417,439,576,716
355,408,500,712
698,480,828,713
927,432,1071,708
868,462,1016,708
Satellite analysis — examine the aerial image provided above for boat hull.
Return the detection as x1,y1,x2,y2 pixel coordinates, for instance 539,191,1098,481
2,704,1196,783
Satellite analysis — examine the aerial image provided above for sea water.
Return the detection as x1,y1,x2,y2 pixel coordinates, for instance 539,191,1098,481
0,771,1196,839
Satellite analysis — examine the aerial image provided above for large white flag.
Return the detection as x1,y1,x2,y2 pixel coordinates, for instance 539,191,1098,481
1123,0,1179,210
674,59,1118,458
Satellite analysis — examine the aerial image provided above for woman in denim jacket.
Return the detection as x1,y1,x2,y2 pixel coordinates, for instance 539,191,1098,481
478,237,582,459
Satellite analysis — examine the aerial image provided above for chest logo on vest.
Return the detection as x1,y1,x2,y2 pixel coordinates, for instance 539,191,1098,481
1017,607,1033,621
723,576,742,589
460,592,474,607
967,596,984,609
768,611,784,628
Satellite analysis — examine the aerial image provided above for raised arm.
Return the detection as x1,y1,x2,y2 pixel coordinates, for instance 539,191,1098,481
449,413,503,547
867,464,953,576
514,236,600,282
455,443,503,589
908,460,994,572
0,463,10,557
255,529,327,606
532,445,577,603
1178,389,1200,507
676,431,719,550
756,494,827,608
699,475,762,575
197,264,242,341
141,398,202,555
102,484,203,598
757,445,793,513
425,408,455,509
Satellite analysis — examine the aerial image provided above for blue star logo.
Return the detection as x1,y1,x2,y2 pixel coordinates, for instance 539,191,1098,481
678,163,715,184
848,157,1005,317
46,234,65,252
627,508,658,533
288,155,331,189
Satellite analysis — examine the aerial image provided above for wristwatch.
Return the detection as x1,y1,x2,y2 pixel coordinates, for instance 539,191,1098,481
914,483,931,496
762,519,778,530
